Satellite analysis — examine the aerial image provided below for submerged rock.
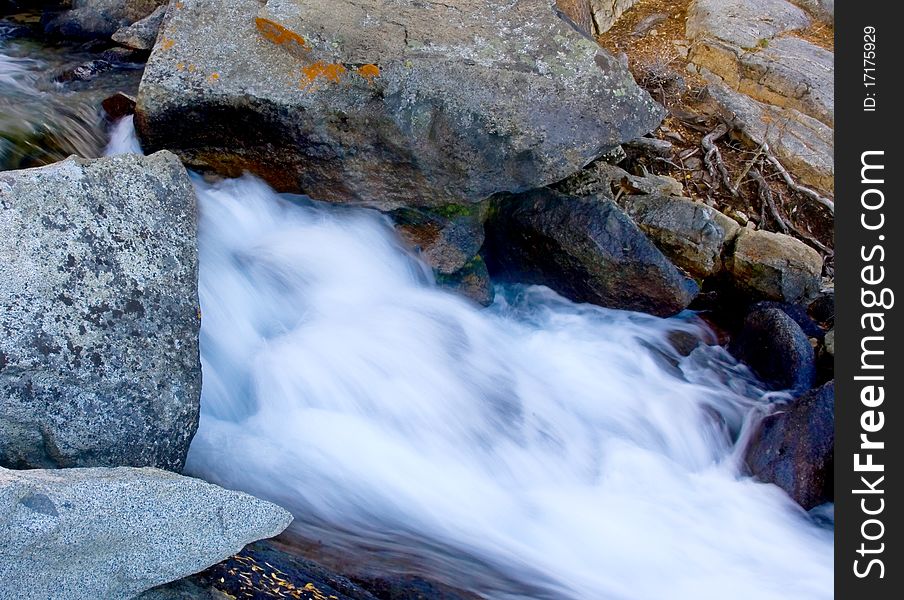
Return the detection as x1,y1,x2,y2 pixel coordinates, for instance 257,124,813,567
484,188,698,316
0,152,201,470
135,0,664,210
0,466,293,599
744,381,834,509
730,305,816,392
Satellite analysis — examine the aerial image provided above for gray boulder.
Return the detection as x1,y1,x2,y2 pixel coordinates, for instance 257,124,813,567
687,0,811,51
111,3,166,50
0,466,293,599
0,152,201,471
725,228,823,304
484,188,699,316
135,0,664,210
744,381,834,509
622,195,739,280
44,0,168,39
706,81,833,194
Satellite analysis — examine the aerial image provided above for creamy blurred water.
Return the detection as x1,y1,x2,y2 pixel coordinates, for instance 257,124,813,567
106,124,833,599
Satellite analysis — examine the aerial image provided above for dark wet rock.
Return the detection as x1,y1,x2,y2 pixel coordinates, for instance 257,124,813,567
390,205,485,276
140,540,379,600
621,194,740,280
351,574,485,600
111,3,164,50
44,0,167,39
750,301,824,339
0,152,201,470
436,255,495,307
52,58,114,82
729,305,816,392
135,0,664,211
0,466,292,600
100,44,146,63
744,381,834,509
808,288,834,326
724,228,823,304
101,90,136,118
484,188,698,316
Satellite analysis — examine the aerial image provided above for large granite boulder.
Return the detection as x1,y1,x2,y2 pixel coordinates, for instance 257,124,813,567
0,152,201,471
0,466,293,599
135,0,664,210
484,188,699,316
744,381,834,509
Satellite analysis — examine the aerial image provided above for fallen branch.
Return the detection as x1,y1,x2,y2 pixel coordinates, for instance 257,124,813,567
701,124,736,196
751,168,789,234
765,154,834,215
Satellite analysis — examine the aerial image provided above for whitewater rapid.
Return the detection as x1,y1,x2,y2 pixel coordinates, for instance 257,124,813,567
107,125,833,600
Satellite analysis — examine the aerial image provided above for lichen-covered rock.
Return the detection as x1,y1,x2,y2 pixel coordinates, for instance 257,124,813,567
0,466,293,600
111,3,165,50
622,195,739,280
135,0,664,210
725,228,823,304
484,188,699,316
744,381,834,509
730,305,816,392
44,0,167,39
0,152,201,470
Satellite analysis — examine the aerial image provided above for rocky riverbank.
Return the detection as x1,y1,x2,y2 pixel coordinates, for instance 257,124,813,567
1,1,835,598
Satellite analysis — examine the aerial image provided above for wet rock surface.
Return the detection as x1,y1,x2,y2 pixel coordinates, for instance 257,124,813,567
730,305,816,393
484,188,699,316
744,381,834,509
0,151,201,470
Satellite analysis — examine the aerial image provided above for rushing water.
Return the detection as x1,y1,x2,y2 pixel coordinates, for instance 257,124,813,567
105,117,830,599
0,18,142,169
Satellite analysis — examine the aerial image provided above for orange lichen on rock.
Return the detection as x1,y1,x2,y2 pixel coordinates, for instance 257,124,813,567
300,61,348,89
208,72,220,82
255,17,307,49
159,37,175,51
357,64,381,83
